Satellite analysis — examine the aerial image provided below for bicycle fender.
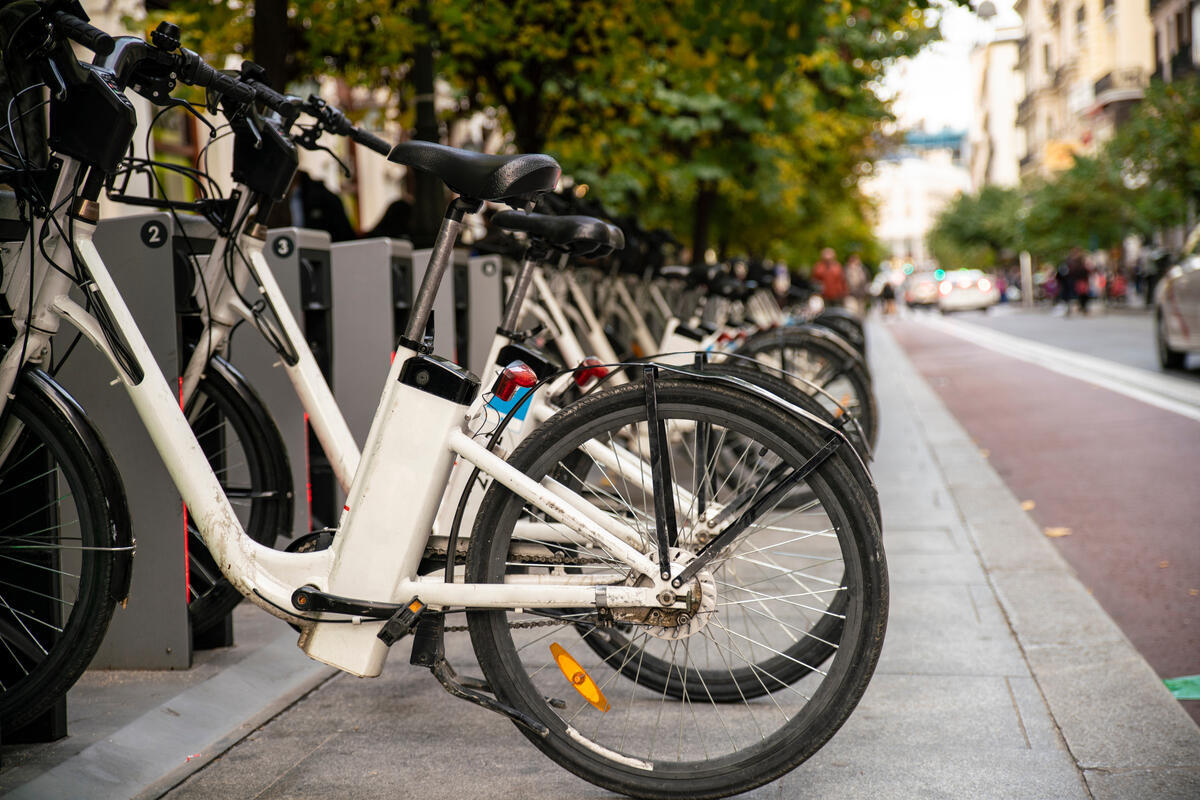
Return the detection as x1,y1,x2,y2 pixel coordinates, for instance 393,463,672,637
23,368,136,602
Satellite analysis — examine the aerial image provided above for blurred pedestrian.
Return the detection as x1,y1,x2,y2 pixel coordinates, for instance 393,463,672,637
845,253,868,313
1055,257,1073,311
268,170,357,242
880,277,896,317
812,248,848,306
1066,247,1091,316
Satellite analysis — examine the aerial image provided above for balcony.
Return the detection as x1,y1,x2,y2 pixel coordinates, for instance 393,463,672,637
1170,48,1197,81
1017,94,1035,123
1093,68,1146,106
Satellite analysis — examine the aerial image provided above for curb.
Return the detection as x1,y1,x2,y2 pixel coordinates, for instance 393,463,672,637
871,321,1200,798
4,633,335,800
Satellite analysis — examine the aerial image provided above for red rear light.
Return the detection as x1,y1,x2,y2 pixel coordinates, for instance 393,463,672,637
492,361,538,401
574,356,609,386
977,278,992,292
939,282,952,296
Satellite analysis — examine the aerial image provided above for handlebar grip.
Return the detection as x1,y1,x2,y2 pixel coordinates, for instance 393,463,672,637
178,51,256,104
351,127,391,156
241,78,295,115
51,10,114,55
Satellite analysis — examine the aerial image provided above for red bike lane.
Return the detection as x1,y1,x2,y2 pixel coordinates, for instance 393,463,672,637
888,319,1200,724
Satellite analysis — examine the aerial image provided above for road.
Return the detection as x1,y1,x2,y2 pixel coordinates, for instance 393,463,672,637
889,305,1200,724
947,303,1200,380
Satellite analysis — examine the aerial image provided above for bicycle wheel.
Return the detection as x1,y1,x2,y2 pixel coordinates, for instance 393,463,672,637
735,325,878,450
467,380,887,799
0,370,126,730
813,308,866,354
185,356,292,635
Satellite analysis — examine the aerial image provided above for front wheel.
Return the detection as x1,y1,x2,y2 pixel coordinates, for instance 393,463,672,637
184,357,293,636
466,380,887,799
0,370,127,730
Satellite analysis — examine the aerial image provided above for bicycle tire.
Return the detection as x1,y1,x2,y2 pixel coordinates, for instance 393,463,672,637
466,380,887,800
184,356,293,636
734,325,879,450
573,366,877,700
0,369,127,730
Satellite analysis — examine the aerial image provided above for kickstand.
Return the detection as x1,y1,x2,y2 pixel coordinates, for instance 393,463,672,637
409,612,549,737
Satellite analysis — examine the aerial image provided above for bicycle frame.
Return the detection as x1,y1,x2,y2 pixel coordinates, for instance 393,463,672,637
0,156,671,679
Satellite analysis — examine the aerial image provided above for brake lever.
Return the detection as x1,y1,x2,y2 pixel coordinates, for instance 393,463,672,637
161,96,217,136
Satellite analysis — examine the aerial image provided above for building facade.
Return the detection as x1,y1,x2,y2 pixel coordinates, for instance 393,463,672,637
863,132,973,267
969,26,1024,189
1151,0,1200,81
1015,0,1156,178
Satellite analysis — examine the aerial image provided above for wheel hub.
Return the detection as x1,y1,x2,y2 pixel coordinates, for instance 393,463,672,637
617,548,716,640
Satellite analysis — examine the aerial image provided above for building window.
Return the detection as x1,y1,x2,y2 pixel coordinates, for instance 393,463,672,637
1044,43,1054,76
1102,0,1115,23
1076,5,1087,42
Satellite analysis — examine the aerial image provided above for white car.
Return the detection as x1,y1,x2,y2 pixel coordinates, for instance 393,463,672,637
938,269,1000,313
1154,254,1200,369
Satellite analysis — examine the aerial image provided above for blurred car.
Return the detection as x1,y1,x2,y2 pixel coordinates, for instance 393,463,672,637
1154,254,1200,369
938,269,1000,313
904,272,940,308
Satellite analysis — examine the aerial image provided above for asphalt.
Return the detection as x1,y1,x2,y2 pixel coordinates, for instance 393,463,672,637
3,320,1198,799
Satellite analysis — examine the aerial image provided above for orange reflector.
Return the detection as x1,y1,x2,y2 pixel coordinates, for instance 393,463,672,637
550,642,610,712
834,394,852,418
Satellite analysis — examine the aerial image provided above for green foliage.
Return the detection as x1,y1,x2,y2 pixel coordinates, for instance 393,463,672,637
932,76,1200,264
928,185,1023,269
148,0,957,261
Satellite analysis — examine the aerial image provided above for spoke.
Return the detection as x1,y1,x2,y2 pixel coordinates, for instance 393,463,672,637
0,553,80,580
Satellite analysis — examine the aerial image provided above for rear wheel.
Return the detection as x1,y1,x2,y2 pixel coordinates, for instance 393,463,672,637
467,380,887,799
185,358,292,636
734,327,878,450
0,371,123,729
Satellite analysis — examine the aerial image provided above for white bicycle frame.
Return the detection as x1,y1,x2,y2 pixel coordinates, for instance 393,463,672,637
0,157,676,680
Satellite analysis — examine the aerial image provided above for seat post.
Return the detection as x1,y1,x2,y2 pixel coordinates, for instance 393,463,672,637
497,244,547,334
402,196,483,349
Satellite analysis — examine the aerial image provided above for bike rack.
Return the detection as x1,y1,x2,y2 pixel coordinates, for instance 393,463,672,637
261,227,337,532
56,212,194,669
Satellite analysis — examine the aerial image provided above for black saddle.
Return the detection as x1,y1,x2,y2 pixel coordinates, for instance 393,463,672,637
388,141,560,204
491,210,625,257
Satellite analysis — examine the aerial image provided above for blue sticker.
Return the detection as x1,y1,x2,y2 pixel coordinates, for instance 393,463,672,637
488,386,532,420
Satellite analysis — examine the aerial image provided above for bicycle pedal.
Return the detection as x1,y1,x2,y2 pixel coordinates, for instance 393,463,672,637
408,611,445,667
377,597,425,647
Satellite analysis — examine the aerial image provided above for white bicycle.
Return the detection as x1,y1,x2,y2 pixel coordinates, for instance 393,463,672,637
0,8,886,798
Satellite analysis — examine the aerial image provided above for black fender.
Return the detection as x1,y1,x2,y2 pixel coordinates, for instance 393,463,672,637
198,354,295,536
814,307,867,352
21,368,135,602
651,362,874,492
737,323,869,380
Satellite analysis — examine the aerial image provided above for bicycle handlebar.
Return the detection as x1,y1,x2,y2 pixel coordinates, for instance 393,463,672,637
303,96,391,156
50,8,113,55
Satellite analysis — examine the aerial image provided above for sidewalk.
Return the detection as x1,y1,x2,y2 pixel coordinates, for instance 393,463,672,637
4,322,1198,799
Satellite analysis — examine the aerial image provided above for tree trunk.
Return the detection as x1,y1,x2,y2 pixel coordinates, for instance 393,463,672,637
410,0,444,248
252,0,289,90
691,180,717,266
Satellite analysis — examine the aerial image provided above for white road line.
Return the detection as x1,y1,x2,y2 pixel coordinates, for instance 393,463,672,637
914,314,1200,423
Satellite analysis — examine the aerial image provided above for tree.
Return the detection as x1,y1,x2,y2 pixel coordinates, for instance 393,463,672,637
1109,76,1200,231
147,0,958,263
928,185,1023,269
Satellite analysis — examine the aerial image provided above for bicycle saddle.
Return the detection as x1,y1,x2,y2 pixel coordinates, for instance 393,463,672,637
491,210,625,257
388,141,561,204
